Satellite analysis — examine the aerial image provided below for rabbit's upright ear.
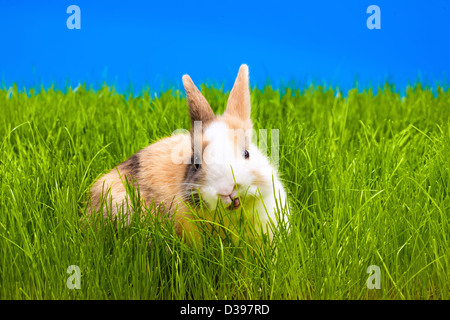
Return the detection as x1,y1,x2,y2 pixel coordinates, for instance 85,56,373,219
225,64,251,121
182,75,215,127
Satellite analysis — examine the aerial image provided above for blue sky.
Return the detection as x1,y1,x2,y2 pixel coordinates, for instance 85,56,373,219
0,0,449,93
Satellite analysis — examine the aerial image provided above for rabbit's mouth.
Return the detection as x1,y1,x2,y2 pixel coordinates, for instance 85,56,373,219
227,197,241,210
219,194,241,210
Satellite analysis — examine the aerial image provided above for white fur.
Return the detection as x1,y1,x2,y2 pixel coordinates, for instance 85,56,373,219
201,121,289,237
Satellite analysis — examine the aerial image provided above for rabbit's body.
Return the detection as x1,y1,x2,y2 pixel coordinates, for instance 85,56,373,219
87,65,289,240
89,133,193,234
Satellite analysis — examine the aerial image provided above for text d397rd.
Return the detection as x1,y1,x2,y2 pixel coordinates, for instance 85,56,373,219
180,304,269,317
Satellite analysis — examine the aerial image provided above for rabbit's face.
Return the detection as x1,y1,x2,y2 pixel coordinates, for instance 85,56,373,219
184,115,273,211
199,119,253,210
182,64,272,210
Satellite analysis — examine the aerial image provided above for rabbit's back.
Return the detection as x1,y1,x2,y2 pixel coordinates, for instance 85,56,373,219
87,133,192,226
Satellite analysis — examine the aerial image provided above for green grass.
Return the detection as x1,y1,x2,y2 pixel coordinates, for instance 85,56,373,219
0,83,449,299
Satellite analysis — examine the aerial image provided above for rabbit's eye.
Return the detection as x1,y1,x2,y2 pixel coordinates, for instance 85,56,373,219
193,155,201,170
243,150,250,159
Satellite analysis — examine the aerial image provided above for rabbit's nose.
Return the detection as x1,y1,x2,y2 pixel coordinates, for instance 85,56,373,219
232,197,240,209
217,185,235,197
218,194,240,210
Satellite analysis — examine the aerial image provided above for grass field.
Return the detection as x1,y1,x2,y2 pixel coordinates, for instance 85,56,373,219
0,83,449,299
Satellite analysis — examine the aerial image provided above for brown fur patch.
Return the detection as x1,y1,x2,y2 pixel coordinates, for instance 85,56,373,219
219,114,253,132
226,65,251,120
87,133,194,234
250,169,266,189
216,114,253,157
183,75,215,126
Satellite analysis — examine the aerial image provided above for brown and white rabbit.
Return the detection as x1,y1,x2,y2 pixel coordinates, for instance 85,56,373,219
86,64,289,241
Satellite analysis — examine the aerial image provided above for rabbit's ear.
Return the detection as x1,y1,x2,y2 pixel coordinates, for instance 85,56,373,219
182,75,215,126
225,64,251,120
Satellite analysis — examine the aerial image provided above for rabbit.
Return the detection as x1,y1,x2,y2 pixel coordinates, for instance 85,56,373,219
86,64,289,242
